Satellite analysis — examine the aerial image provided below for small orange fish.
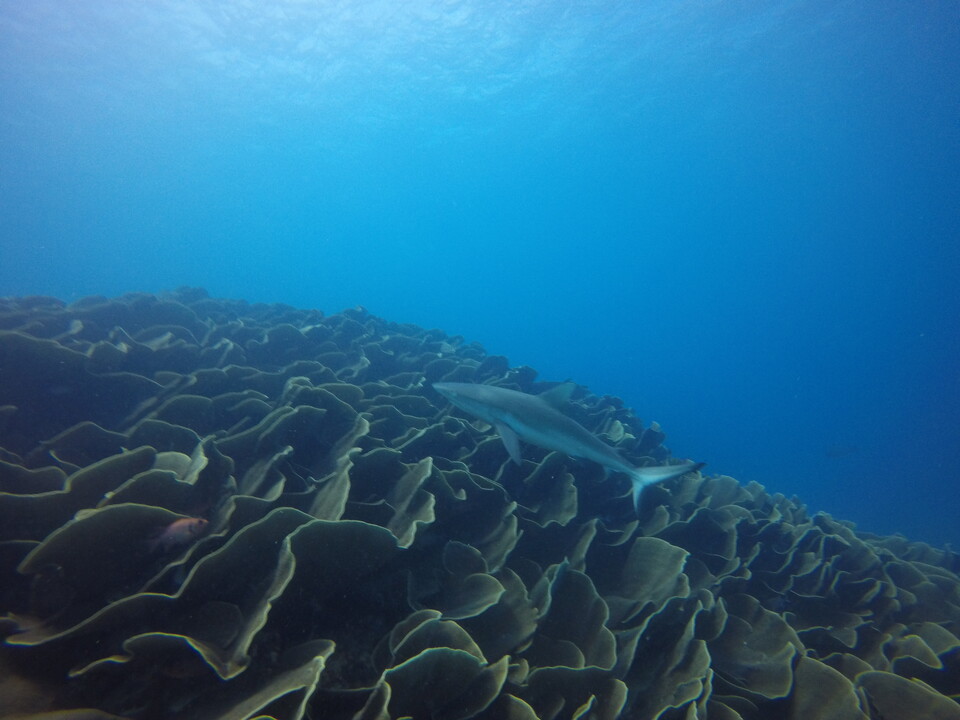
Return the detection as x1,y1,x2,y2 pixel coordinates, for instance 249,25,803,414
149,517,209,553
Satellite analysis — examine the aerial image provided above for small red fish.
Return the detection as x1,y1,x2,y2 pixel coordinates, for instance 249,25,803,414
148,517,209,553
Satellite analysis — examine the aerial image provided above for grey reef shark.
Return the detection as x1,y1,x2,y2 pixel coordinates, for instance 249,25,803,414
434,381,704,510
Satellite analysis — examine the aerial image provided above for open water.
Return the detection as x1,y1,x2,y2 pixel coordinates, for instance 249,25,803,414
2,0,958,546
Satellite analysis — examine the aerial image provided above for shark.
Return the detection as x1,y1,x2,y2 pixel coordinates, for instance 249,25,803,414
433,381,703,510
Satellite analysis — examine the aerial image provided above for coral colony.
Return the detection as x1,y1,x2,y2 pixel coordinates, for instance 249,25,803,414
0,290,958,719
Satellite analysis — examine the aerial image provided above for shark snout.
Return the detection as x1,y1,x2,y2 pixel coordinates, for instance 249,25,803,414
432,382,456,401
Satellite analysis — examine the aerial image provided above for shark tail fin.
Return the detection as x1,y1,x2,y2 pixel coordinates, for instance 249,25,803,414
630,460,704,511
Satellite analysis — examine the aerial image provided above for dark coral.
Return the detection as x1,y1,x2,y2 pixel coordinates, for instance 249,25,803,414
0,289,959,720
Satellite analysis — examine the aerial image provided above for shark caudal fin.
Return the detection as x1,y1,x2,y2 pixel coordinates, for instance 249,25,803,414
629,460,704,511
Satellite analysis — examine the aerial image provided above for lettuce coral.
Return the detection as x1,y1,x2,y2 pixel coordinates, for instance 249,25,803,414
0,289,958,720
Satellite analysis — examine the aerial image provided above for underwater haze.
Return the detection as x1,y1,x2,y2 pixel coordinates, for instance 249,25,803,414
1,1,958,546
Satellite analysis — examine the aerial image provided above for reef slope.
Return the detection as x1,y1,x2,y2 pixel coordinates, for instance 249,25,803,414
0,289,958,720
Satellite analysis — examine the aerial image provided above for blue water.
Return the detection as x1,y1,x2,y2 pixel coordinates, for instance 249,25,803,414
2,1,958,546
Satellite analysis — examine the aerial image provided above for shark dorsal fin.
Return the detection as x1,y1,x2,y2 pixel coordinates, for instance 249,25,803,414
538,382,577,409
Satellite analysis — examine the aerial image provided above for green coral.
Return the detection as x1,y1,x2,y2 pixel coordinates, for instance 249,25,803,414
0,290,958,720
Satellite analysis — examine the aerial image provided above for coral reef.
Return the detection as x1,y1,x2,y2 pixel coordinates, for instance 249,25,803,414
0,289,958,720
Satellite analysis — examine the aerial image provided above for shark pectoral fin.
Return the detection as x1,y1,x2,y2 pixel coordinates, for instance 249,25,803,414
495,423,523,464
